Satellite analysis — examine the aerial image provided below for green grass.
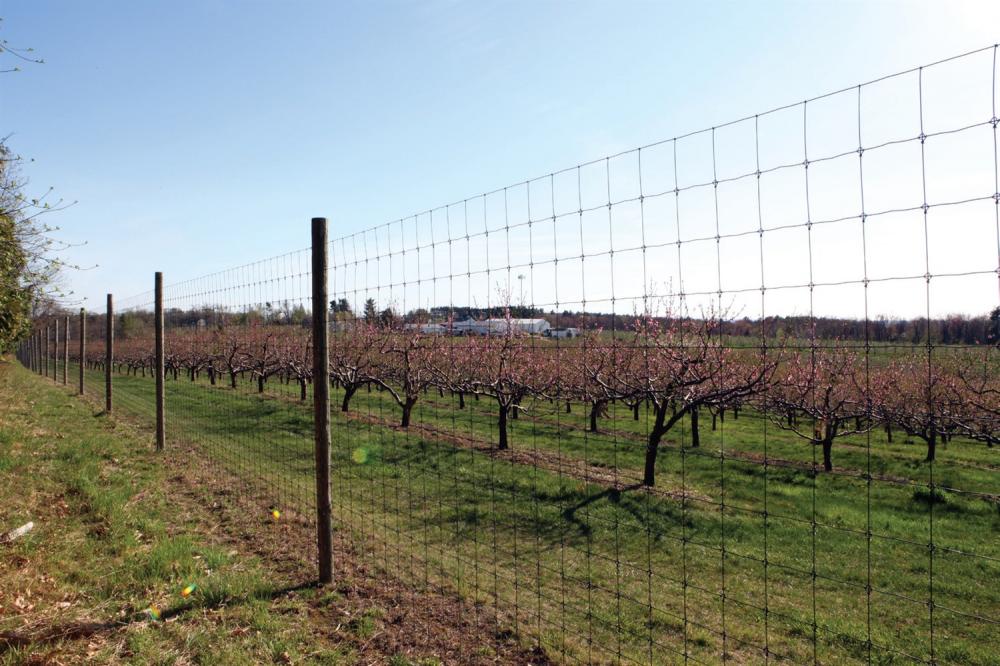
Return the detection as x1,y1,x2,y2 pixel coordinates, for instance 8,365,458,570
66,360,1000,665
0,359,354,665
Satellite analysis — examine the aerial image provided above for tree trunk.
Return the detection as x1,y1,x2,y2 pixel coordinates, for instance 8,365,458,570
885,423,892,443
565,401,571,414
712,412,717,431
209,367,216,386
632,402,640,421
589,400,603,433
299,378,307,401
229,371,237,389
458,392,465,409
401,398,416,428
925,429,937,463
642,404,672,486
257,375,265,393
822,438,833,472
690,407,700,447
342,385,357,412
498,406,509,450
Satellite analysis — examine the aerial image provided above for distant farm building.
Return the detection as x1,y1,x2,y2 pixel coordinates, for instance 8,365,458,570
545,327,580,339
403,323,448,335
449,317,551,336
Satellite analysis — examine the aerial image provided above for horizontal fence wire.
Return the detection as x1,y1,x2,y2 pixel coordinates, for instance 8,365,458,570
14,42,1000,665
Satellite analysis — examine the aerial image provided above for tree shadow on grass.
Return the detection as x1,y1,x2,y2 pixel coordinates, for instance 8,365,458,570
0,579,319,653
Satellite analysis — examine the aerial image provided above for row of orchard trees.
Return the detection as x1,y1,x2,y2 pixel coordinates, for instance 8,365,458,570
76,314,999,486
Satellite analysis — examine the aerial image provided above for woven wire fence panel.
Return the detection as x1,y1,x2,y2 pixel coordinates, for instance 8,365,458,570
80,252,318,522
20,43,999,665
324,45,1000,665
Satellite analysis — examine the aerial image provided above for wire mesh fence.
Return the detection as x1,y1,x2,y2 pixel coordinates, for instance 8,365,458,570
14,43,1000,664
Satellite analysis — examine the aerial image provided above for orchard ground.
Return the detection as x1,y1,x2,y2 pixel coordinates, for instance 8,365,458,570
49,358,1000,665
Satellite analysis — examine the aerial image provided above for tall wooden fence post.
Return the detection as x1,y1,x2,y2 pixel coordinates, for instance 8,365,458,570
63,314,69,385
45,325,51,379
54,319,60,381
155,272,165,451
105,294,113,413
79,309,86,395
312,217,333,585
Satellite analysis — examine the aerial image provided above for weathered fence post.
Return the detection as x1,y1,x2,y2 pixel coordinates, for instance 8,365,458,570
54,319,60,381
155,272,165,451
312,217,333,585
105,294,113,413
45,324,51,379
79,309,86,395
63,314,69,385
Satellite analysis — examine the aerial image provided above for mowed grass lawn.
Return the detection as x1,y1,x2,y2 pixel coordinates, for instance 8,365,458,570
73,361,1000,665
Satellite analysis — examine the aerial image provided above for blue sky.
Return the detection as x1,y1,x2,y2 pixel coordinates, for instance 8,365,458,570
2,1,999,319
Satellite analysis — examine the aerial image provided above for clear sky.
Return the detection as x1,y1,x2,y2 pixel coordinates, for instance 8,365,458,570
2,1,999,320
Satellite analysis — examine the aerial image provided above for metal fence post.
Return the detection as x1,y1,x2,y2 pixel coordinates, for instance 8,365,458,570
79,309,86,395
45,325,51,379
155,272,165,451
63,314,69,385
312,217,333,585
105,294,113,413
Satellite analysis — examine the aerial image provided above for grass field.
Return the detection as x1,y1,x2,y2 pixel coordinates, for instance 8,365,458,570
2,360,551,665
0,359,359,664
64,360,1000,665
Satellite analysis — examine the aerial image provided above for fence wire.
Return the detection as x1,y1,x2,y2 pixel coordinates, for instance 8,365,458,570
15,43,1000,665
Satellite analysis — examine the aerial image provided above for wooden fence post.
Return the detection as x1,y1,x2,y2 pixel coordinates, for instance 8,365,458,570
312,217,333,585
155,272,165,451
63,314,69,385
79,309,86,395
45,325,51,379
105,294,113,413
54,319,60,381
